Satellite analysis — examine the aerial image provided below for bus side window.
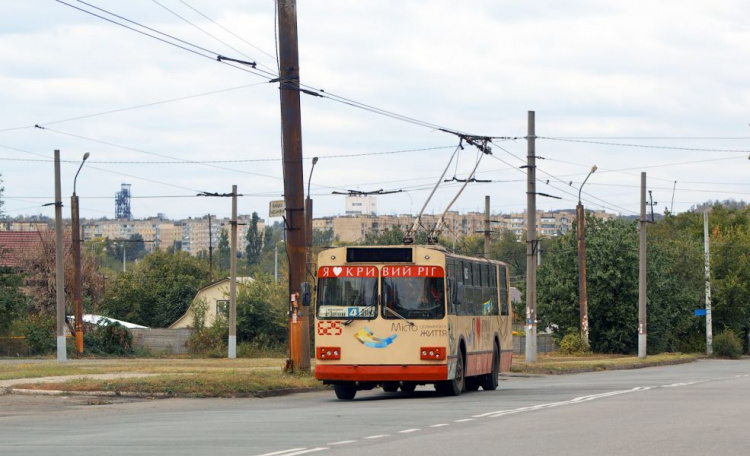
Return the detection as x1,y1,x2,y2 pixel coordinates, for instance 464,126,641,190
500,266,509,316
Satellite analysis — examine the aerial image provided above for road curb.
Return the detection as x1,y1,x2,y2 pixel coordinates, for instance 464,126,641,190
3,386,330,399
513,357,697,375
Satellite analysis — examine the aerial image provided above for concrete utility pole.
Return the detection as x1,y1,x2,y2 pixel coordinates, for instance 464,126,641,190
484,195,491,258
277,0,310,372
54,150,67,362
703,210,713,356
207,214,213,283
525,111,538,363
577,165,596,350
229,186,238,359
638,172,647,359
71,152,89,354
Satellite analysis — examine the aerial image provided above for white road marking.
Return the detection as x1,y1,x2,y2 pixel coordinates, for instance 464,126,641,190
454,418,474,422
430,424,449,428
256,449,307,456
399,429,421,433
283,449,329,456
327,440,356,446
364,435,389,440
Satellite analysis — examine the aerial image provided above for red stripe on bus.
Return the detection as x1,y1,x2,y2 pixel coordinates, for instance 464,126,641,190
500,350,512,372
381,266,445,277
465,351,494,377
315,364,448,382
318,266,378,278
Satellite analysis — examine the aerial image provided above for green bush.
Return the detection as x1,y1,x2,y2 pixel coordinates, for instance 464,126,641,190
23,317,56,355
84,322,134,356
186,298,228,355
237,338,286,358
713,329,742,359
559,332,588,356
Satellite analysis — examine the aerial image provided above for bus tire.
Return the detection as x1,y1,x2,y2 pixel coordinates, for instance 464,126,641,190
481,343,500,391
382,382,399,392
334,383,357,400
400,382,417,393
439,351,465,396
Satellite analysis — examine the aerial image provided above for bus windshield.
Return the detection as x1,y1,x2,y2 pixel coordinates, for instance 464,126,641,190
317,266,378,319
382,276,445,320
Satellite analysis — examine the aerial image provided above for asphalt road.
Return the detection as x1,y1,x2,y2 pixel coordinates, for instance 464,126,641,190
1,359,748,456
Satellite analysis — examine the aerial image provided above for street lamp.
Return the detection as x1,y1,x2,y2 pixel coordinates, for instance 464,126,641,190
577,165,596,350
71,152,90,354
305,157,319,269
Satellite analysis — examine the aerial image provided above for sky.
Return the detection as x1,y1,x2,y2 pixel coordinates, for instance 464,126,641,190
1,0,749,223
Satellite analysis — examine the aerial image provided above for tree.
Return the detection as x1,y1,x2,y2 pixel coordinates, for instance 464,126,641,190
245,212,263,266
20,231,104,318
236,274,288,346
0,266,28,334
537,217,644,353
217,230,231,271
99,250,211,327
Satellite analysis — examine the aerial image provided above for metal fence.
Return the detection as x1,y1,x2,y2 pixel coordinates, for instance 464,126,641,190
513,334,557,354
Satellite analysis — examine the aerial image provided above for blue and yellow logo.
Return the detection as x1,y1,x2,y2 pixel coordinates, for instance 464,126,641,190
354,327,397,348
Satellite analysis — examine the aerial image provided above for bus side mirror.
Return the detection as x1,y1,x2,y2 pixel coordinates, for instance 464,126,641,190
456,282,464,304
300,281,311,307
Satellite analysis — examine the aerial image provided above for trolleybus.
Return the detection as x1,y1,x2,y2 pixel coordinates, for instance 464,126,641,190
314,244,513,400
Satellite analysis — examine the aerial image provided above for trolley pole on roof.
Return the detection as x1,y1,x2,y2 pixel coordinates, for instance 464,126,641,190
525,111,538,363
277,0,310,372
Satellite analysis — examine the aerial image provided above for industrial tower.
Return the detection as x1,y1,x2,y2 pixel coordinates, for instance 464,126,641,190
115,183,132,220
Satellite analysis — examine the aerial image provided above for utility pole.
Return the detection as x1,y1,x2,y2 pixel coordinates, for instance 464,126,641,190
703,210,713,356
53,150,67,362
577,165,596,350
207,213,213,282
483,195,491,258
525,111,537,363
278,0,310,372
638,172,647,359
229,186,238,359
71,152,89,354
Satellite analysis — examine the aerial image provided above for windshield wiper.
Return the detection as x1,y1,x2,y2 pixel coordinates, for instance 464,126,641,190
343,302,378,326
385,306,415,327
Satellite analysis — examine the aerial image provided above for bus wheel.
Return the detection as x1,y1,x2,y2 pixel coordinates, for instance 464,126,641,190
382,382,399,393
439,352,465,396
334,383,357,400
400,382,417,393
481,344,500,391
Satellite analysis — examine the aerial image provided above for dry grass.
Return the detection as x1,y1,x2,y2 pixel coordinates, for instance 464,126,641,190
1,353,698,397
511,352,696,374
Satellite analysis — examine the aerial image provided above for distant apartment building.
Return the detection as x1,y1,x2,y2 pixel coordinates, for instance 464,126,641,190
82,214,263,256
1,221,51,232
345,195,377,215
314,209,614,244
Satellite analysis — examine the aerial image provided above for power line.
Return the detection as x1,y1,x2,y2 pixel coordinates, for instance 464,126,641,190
35,126,284,182
539,136,750,154
174,0,279,70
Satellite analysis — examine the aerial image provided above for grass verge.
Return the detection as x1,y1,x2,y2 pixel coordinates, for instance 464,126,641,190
510,352,697,375
1,353,698,397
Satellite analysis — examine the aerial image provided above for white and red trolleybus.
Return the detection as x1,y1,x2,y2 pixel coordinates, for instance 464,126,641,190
314,245,513,400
